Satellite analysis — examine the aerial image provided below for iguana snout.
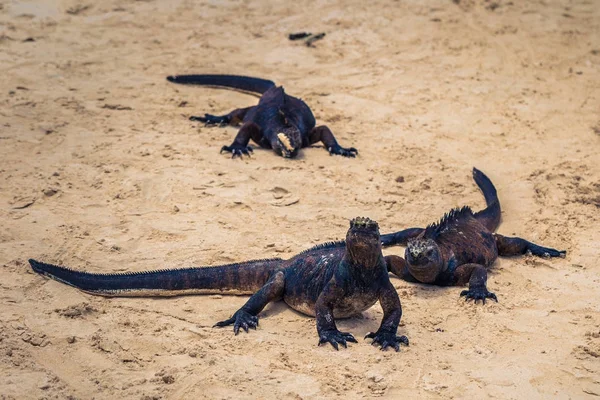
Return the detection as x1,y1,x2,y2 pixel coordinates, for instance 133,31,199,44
276,131,301,158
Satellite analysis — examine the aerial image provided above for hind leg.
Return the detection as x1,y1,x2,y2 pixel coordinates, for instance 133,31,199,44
190,106,255,126
494,234,566,258
214,271,285,334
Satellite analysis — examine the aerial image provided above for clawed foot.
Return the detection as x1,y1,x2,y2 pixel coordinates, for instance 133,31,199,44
190,113,229,127
527,245,566,258
365,331,408,351
364,330,409,352
220,144,253,158
327,145,358,158
460,287,498,304
318,329,358,350
213,310,259,335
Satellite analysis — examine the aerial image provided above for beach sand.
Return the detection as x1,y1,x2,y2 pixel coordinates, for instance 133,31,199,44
1,0,599,398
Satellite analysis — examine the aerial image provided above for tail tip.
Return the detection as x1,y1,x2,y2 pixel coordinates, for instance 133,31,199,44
29,258,42,271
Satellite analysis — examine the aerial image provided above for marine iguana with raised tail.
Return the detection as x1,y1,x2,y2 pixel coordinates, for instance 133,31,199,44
29,217,407,351
379,168,566,303
166,74,357,159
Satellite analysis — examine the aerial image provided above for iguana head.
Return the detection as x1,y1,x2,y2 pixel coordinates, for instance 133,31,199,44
275,128,302,158
346,217,382,265
405,238,443,283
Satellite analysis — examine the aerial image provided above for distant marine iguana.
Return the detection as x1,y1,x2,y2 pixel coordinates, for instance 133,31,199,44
379,168,566,303
166,74,357,159
29,218,408,351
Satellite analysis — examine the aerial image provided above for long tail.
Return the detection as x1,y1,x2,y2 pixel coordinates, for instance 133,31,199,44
166,74,276,95
472,167,501,232
29,258,283,297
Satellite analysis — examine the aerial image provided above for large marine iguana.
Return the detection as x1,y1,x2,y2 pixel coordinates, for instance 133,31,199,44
379,168,566,303
166,74,357,159
29,217,408,351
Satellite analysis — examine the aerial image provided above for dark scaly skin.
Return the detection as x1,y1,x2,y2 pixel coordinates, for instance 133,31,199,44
166,74,357,159
380,168,566,304
29,218,407,351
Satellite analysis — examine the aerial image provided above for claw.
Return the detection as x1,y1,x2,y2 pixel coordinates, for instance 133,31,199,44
221,145,253,158
318,329,355,351
398,335,409,346
215,310,259,335
530,245,567,258
213,317,234,328
365,330,408,351
345,334,358,343
460,288,497,304
191,113,229,126
328,145,359,158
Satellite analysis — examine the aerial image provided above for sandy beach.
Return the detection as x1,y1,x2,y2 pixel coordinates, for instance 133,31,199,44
1,0,599,398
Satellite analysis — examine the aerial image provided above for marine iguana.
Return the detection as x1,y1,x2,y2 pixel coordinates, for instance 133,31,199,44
379,168,566,303
29,217,408,351
166,74,357,159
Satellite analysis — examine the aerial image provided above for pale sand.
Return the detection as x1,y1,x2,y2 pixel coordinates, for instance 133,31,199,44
1,0,599,398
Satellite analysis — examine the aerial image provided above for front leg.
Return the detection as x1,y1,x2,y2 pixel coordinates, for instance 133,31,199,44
220,122,263,158
494,234,566,258
365,279,408,351
214,271,285,334
309,125,358,157
190,106,255,127
384,255,419,283
454,263,497,304
381,227,424,247
315,280,357,350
